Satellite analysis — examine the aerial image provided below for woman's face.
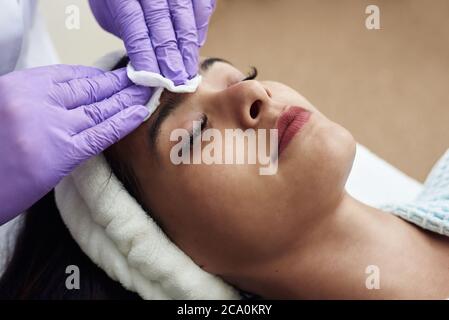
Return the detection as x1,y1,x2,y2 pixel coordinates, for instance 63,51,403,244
110,58,356,277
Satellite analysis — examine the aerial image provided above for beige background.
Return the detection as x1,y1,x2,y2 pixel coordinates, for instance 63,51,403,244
39,0,449,182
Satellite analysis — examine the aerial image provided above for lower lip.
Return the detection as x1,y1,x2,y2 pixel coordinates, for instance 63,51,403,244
277,106,311,156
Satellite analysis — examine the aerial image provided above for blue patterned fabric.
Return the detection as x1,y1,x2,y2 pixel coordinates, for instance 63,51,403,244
381,149,449,236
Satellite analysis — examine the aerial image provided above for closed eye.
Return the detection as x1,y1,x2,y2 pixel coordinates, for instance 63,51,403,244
228,67,259,88
189,114,208,147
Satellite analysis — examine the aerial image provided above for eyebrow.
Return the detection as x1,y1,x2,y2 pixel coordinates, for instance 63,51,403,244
147,57,232,152
200,57,232,72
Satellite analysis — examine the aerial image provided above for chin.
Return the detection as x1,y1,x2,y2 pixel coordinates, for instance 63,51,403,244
321,122,356,184
305,119,356,189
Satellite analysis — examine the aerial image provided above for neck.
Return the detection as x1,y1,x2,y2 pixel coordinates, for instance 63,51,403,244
228,193,449,299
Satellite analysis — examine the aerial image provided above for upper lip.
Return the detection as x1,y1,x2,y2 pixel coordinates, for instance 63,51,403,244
276,106,311,155
276,106,291,145
275,105,290,131
275,105,295,137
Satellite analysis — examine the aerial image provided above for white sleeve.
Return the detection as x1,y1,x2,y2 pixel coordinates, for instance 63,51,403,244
15,1,60,70
0,0,24,75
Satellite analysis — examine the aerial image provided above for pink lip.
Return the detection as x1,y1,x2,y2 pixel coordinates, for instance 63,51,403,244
277,106,311,156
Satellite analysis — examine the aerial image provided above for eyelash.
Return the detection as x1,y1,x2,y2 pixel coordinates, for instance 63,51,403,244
188,67,259,147
242,67,258,81
189,114,208,147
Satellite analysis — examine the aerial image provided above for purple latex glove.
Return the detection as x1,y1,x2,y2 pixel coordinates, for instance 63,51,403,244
89,0,216,85
0,65,151,225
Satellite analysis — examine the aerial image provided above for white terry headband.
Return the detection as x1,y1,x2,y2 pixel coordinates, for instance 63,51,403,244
54,55,239,299
126,64,202,119
55,155,239,299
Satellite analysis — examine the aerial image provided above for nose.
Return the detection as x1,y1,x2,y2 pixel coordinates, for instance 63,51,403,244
218,80,272,129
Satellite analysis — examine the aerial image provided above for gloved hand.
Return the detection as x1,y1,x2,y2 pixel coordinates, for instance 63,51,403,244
89,0,216,85
0,65,151,225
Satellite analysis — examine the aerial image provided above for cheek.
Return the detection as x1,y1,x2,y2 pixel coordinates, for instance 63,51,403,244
150,163,294,272
145,165,246,260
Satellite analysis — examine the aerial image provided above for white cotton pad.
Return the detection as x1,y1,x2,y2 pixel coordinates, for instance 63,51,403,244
127,64,202,120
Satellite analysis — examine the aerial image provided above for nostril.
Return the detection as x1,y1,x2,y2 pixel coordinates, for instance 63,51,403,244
250,100,261,119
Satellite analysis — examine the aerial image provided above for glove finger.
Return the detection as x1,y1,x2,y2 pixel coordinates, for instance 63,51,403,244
113,0,160,72
167,0,199,78
192,0,216,46
55,68,133,109
50,64,104,83
88,0,117,35
140,0,189,85
73,105,149,159
68,85,152,134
